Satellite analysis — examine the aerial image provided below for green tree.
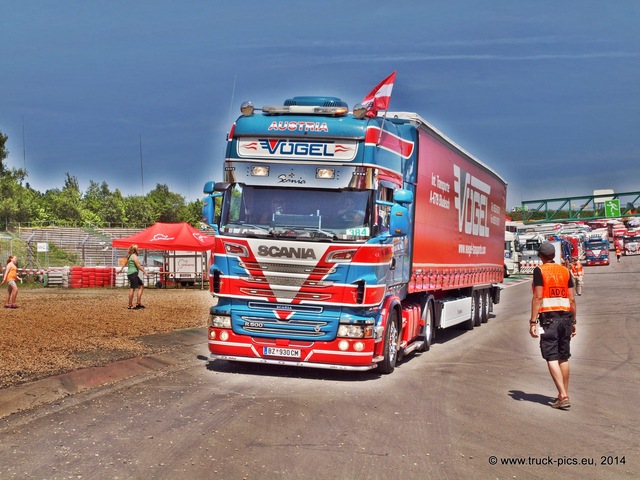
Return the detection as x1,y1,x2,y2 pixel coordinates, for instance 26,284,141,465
0,132,203,228
0,132,32,227
0,131,8,175
101,188,127,226
82,180,126,226
124,195,156,227
185,199,204,226
41,173,84,225
146,183,187,223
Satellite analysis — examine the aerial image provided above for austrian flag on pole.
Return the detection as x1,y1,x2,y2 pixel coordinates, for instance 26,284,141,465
361,71,396,118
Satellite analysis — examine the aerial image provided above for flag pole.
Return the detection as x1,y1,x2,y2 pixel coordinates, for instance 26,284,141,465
377,110,389,145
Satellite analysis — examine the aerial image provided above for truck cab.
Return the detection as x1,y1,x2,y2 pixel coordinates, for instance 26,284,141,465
583,233,610,266
504,230,520,277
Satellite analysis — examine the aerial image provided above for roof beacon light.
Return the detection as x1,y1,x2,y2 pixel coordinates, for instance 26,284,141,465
262,96,349,116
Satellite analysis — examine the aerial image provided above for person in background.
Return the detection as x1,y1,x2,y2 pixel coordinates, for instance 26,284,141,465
570,259,584,296
2,255,22,308
615,244,622,262
119,244,148,310
529,242,577,409
260,196,286,223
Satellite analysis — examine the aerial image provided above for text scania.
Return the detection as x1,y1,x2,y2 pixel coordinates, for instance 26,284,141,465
454,165,491,237
260,140,335,157
257,245,317,259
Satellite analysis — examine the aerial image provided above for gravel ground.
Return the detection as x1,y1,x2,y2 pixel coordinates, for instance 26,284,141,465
0,286,213,389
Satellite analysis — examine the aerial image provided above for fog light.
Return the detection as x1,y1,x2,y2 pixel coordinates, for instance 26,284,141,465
338,340,349,351
220,331,230,341
209,330,216,340
353,341,365,352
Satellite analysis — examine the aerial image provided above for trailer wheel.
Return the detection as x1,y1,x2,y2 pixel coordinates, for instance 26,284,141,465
418,300,435,352
481,290,489,323
472,290,482,327
461,298,475,330
378,310,399,374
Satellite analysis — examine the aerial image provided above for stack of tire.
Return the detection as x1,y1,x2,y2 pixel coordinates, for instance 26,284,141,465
69,266,84,288
67,266,116,288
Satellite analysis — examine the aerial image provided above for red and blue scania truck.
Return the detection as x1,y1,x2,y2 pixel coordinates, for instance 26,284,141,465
201,94,507,374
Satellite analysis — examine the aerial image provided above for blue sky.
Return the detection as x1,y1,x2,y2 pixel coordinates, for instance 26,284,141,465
1,1,639,209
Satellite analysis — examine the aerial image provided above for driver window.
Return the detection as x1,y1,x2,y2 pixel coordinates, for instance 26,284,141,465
377,186,393,232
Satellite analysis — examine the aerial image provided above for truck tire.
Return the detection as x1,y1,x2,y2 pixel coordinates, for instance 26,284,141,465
377,310,399,374
481,290,489,323
472,290,482,327
418,299,435,352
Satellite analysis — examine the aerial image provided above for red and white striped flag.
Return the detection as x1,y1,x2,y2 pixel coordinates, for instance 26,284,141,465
361,71,396,118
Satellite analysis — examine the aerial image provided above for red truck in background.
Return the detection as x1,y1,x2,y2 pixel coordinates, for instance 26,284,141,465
202,94,507,374
584,232,610,266
619,230,640,255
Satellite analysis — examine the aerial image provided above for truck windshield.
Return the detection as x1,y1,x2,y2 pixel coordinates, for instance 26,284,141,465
220,184,372,241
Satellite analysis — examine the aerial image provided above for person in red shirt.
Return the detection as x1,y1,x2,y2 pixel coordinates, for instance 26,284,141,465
529,242,577,409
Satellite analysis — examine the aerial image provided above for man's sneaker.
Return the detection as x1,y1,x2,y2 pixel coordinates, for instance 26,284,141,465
551,396,570,409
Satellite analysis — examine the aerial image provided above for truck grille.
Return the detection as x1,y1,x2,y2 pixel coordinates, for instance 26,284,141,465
240,316,329,338
240,261,336,276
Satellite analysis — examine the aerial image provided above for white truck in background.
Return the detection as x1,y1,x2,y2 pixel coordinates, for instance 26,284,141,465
504,230,520,277
518,232,545,274
164,251,207,286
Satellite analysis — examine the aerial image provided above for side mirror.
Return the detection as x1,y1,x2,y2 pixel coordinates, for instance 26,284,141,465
203,181,230,194
202,196,216,228
203,181,216,195
389,203,409,237
393,188,413,205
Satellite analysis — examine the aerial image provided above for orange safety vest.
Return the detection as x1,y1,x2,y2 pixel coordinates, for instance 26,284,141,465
539,262,572,313
571,263,583,276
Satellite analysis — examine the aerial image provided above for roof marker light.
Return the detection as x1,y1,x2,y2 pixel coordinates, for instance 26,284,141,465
240,101,254,116
353,103,368,119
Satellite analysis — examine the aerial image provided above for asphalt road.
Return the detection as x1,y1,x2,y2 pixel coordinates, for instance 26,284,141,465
1,257,638,480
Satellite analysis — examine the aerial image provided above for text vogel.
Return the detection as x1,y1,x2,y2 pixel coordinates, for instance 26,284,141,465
454,165,491,237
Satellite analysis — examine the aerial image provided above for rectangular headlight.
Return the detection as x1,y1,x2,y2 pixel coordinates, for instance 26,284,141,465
210,315,231,328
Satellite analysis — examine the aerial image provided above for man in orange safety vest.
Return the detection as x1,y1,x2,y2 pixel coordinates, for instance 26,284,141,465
529,242,577,409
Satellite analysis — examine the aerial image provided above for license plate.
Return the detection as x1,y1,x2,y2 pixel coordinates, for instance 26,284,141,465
263,347,300,359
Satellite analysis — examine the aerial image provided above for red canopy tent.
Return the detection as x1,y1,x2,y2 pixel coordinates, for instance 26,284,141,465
111,222,216,251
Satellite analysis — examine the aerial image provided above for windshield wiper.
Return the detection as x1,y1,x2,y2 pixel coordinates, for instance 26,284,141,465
270,226,339,241
225,222,272,235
